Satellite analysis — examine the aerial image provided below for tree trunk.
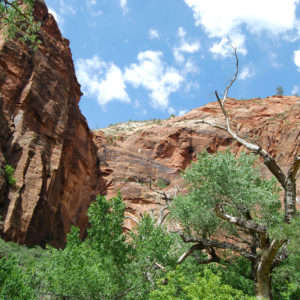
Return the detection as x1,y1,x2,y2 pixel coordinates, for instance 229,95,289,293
255,258,272,299
254,241,281,300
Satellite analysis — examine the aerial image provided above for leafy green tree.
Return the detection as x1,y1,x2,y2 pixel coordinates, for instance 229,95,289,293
276,85,284,96
196,48,299,299
0,255,35,299
32,193,178,299
126,214,178,299
150,265,255,300
171,150,300,299
0,0,40,47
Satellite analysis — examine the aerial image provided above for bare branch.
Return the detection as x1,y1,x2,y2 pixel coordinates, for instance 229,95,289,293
156,206,169,226
222,45,239,106
125,215,139,224
215,204,267,234
177,243,204,264
180,235,257,260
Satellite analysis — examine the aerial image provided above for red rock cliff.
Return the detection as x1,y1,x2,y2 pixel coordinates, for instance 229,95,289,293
0,2,299,246
0,1,101,246
93,96,300,229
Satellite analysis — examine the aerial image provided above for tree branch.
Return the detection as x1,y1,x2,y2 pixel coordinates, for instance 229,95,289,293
180,234,257,260
177,243,205,264
215,204,267,234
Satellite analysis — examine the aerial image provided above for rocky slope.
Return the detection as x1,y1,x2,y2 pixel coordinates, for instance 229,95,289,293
94,96,300,230
0,1,102,246
0,3,299,247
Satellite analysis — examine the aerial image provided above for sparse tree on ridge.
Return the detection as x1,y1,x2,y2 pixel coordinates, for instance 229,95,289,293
171,47,300,299
276,85,284,96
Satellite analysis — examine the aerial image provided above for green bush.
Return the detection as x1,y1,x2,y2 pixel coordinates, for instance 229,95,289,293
150,266,255,300
4,164,17,186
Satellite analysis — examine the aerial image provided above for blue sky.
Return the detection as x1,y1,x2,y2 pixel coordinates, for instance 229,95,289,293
45,0,300,129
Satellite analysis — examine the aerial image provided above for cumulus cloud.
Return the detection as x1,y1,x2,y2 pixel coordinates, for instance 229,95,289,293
76,51,185,111
120,0,129,14
294,49,300,70
239,64,255,80
124,51,184,110
86,0,97,6
291,85,300,95
173,27,201,63
178,109,188,116
149,28,160,39
209,33,247,58
76,56,130,106
184,0,299,58
184,0,299,37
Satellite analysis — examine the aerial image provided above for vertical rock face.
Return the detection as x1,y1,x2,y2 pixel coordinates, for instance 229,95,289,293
0,2,299,246
0,1,101,246
94,96,300,229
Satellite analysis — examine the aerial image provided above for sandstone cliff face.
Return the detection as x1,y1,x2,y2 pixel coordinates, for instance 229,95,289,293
0,1,101,246
0,3,299,246
94,96,300,229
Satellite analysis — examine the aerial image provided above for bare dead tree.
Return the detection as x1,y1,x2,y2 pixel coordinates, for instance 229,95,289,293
175,46,300,299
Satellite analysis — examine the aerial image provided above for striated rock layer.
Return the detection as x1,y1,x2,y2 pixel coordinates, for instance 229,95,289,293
0,3,299,246
94,96,300,230
0,1,101,246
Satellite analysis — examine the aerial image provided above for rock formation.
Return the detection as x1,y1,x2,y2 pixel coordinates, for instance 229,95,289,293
0,1,101,247
94,96,300,230
0,2,299,247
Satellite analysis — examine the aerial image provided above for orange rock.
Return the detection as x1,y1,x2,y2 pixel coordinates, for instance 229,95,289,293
0,1,102,247
0,1,299,246
94,96,300,229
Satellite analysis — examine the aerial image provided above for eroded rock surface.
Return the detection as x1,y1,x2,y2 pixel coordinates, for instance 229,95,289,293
0,1,101,246
94,96,300,229
0,2,299,246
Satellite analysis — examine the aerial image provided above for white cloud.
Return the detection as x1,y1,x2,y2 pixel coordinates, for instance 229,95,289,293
86,0,97,6
149,28,160,39
178,27,186,38
178,109,188,116
294,49,300,70
120,0,129,14
58,0,76,15
209,34,247,58
184,0,300,58
168,107,176,115
291,85,300,95
239,64,255,80
173,27,201,63
48,7,64,28
76,56,130,106
184,0,299,37
124,51,184,110
182,59,199,74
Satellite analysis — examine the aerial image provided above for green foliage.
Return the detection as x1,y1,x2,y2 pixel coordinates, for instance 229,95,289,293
0,238,42,266
126,214,178,299
4,164,17,186
272,216,300,299
150,265,255,300
0,255,35,299
31,194,178,299
0,0,41,48
276,85,284,96
171,150,281,238
156,178,168,188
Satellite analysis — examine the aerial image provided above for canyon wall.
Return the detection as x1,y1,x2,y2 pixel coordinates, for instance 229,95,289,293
94,96,300,230
0,1,101,246
0,2,299,246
